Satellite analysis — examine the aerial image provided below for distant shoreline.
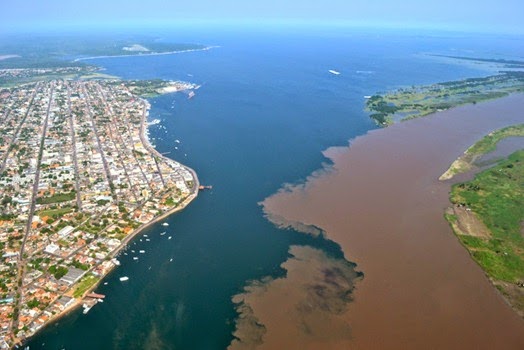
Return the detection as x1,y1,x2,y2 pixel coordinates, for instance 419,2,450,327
73,46,218,62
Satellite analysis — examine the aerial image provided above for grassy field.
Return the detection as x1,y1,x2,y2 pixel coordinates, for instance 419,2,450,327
440,124,524,180
36,192,75,205
446,150,524,314
37,207,74,218
72,274,99,298
366,72,524,125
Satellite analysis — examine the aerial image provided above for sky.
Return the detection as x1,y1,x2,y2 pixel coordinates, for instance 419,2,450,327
1,0,523,34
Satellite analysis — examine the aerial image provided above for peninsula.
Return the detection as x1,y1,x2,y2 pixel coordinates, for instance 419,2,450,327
0,78,199,348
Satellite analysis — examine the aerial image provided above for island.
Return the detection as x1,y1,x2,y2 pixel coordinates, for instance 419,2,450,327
0,78,199,348
366,71,524,125
443,127,524,317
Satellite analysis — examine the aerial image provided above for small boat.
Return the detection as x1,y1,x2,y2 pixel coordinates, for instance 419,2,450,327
133,257,139,260
139,250,145,254
328,69,341,75
120,276,129,281
364,95,372,99
188,91,196,99
169,258,173,262
131,250,135,253
162,223,169,227
160,232,166,236
175,139,181,144
104,282,108,285
168,236,172,240
82,303,92,314
143,234,148,237
97,299,104,303
146,239,150,241
112,259,120,266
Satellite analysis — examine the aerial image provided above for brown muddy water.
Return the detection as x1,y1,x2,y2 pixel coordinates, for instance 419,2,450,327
242,94,524,349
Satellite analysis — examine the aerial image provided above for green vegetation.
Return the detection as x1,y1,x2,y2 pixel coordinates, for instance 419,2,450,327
48,265,69,280
117,79,194,98
440,124,524,180
72,274,99,298
26,298,40,309
71,259,89,271
366,72,524,125
165,197,177,206
447,150,524,313
36,192,75,205
37,206,74,218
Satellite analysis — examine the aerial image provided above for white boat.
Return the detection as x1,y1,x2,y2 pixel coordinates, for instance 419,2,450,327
143,234,148,237
120,276,129,281
160,232,166,236
112,259,120,266
133,257,139,260
328,69,341,75
364,95,372,99
139,250,145,254
175,139,181,143
169,258,173,262
146,239,150,242
162,223,169,226
148,119,161,126
82,303,92,314
168,236,172,240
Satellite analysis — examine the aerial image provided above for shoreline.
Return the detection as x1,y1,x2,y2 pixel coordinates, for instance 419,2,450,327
73,46,218,62
16,92,199,348
249,94,524,349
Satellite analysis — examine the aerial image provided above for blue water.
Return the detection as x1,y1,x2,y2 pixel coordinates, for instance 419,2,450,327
26,27,524,349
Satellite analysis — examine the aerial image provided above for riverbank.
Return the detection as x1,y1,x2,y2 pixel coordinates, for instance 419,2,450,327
250,94,524,349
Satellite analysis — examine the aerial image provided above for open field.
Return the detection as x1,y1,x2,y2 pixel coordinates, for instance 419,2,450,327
447,150,524,316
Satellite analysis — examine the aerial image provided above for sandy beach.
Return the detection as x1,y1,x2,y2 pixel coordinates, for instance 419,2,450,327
238,94,524,349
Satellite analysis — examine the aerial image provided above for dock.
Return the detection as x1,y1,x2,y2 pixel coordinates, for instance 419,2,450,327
86,293,106,299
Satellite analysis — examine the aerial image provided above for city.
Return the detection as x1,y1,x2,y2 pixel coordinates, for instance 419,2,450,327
0,79,198,347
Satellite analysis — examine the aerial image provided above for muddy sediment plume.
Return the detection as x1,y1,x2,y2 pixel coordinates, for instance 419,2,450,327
254,94,524,349
229,245,361,350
